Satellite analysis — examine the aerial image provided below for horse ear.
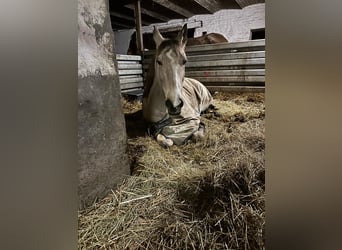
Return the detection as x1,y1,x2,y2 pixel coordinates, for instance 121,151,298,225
177,24,188,47
153,26,165,48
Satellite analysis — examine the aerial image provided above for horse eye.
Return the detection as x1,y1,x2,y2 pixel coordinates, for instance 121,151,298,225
157,60,162,66
182,59,187,65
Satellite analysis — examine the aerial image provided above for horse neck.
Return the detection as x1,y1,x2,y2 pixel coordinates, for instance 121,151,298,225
151,74,168,112
143,68,168,122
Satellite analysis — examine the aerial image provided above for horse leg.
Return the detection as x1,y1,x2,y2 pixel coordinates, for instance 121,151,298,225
156,133,174,147
191,123,205,142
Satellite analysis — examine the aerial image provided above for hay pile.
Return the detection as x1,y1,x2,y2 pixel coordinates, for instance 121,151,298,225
79,92,265,249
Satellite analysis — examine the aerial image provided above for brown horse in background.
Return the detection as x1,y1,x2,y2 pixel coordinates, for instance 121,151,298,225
127,30,228,55
187,33,228,46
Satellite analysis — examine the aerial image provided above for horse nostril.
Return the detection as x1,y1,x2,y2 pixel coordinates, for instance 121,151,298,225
179,98,184,108
165,99,173,109
165,99,183,115
166,99,183,109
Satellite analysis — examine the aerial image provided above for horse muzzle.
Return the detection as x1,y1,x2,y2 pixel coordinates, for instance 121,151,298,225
166,99,183,116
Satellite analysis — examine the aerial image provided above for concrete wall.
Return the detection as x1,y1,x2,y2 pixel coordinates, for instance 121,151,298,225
78,0,129,208
189,3,265,42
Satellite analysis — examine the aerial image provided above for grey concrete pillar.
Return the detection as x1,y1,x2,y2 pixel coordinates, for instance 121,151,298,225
78,0,129,208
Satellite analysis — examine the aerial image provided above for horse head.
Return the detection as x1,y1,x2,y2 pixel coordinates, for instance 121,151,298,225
153,24,188,116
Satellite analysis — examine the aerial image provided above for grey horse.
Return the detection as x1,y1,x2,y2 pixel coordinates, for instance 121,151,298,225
143,24,213,147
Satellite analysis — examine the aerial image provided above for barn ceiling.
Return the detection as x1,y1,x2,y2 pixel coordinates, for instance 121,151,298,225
109,0,265,31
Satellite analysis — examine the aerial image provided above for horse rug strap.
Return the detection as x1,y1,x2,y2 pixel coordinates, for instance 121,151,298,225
160,117,204,145
147,115,172,137
148,116,205,145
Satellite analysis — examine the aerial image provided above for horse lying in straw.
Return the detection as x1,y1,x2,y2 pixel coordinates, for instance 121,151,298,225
143,24,214,147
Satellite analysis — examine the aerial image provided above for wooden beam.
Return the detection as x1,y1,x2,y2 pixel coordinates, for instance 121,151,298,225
134,0,144,55
111,20,132,30
152,0,193,18
110,11,135,21
219,0,242,9
235,0,264,8
110,11,151,26
189,0,221,13
142,20,202,33
125,4,170,22
140,0,186,19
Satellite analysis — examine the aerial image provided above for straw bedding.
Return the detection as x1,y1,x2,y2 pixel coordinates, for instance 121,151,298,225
78,92,265,249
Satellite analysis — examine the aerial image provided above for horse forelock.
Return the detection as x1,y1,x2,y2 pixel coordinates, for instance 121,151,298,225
158,39,180,52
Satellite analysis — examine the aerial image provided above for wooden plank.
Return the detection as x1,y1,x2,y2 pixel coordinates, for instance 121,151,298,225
143,51,265,64
121,87,144,93
143,39,265,56
116,54,142,61
134,0,144,55
121,89,144,97
142,41,266,93
119,74,142,79
118,69,143,75
117,60,141,64
185,39,265,52
152,0,193,18
146,70,265,78
118,63,143,70
120,76,143,84
193,76,265,83
186,58,265,68
186,46,265,56
143,65,263,71
120,82,144,90
143,47,265,58
186,69,265,77
187,51,265,61
206,86,265,93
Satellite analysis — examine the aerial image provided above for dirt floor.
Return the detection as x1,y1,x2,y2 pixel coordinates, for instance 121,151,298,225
78,92,265,249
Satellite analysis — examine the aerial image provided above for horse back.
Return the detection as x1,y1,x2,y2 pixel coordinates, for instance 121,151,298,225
187,33,228,46
182,78,213,114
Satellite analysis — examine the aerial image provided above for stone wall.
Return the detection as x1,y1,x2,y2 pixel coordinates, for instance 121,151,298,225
78,0,129,208
190,3,265,42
